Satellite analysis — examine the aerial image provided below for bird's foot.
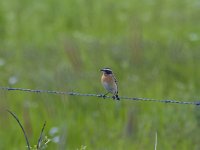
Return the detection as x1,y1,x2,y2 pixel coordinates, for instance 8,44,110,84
100,92,109,99
112,95,120,100
112,95,120,101
102,94,107,99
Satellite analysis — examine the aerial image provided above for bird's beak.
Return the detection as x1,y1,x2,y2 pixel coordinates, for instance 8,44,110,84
100,69,104,72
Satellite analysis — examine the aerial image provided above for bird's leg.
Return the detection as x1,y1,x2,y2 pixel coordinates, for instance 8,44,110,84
102,92,109,99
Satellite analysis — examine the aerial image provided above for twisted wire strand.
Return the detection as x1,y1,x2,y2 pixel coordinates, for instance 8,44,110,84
0,87,200,106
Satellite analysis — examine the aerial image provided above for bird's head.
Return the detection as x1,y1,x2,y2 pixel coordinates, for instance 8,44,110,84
100,68,113,75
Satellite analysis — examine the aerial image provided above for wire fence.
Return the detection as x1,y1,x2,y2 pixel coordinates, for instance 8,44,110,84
0,86,200,106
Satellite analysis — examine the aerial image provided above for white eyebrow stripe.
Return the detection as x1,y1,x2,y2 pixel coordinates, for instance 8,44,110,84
103,68,112,72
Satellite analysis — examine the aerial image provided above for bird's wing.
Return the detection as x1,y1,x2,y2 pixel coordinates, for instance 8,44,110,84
113,74,118,94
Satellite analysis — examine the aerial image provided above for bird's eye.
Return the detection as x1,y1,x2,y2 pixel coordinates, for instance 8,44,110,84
105,70,112,74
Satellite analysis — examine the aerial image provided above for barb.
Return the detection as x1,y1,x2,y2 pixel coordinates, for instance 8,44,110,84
0,87,200,106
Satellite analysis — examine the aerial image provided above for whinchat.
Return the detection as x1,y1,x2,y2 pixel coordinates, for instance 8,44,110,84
100,68,120,100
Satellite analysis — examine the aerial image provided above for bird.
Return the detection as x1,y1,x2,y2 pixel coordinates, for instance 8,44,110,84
100,68,120,100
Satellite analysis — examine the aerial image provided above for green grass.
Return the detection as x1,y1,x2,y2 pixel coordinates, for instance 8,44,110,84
0,0,200,149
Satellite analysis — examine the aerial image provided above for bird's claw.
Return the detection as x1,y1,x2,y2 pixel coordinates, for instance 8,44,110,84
102,94,106,99
112,95,120,100
98,94,106,99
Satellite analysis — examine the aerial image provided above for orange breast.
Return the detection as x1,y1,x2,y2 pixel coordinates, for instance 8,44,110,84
101,74,117,94
101,74,114,84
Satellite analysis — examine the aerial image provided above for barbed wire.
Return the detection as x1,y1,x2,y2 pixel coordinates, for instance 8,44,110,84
0,86,200,106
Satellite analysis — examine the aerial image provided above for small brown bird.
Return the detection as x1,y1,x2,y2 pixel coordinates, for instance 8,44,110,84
100,68,120,100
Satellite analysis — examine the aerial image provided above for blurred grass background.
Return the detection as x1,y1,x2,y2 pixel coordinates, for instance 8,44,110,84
0,0,200,149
